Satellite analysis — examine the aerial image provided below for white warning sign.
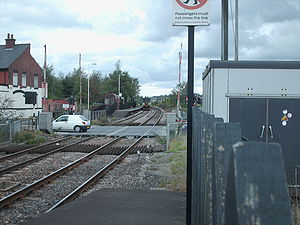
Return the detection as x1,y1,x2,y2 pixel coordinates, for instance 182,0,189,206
173,0,210,26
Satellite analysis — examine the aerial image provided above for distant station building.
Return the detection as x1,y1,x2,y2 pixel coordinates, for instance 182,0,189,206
0,33,45,118
150,95,168,104
44,98,77,118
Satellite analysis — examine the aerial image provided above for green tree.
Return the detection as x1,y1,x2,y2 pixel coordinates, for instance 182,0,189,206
0,96,18,121
170,81,188,109
89,71,105,105
46,65,64,99
62,68,83,98
46,62,140,107
103,62,140,102
62,75,75,97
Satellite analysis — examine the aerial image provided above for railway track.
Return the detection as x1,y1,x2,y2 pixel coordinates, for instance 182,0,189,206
0,137,92,177
0,137,70,163
111,107,163,126
141,107,163,126
0,109,163,213
47,108,163,212
111,110,146,126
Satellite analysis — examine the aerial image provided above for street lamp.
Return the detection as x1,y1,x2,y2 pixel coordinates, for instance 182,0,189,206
87,63,96,110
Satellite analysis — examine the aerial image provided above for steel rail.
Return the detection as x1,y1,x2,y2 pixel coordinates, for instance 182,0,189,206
113,108,157,126
139,107,161,126
138,108,156,126
151,107,163,127
0,137,70,163
111,110,144,125
0,112,164,209
46,136,143,212
46,109,163,212
0,137,122,208
0,137,92,176
0,141,11,147
115,111,148,125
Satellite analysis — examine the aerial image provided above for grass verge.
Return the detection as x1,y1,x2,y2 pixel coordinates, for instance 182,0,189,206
292,205,300,225
158,134,186,192
13,130,47,145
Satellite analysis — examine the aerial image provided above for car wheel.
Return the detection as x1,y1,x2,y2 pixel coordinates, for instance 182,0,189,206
74,126,81,132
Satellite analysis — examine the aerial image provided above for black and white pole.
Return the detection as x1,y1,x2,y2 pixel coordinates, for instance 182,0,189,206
187,25,195,225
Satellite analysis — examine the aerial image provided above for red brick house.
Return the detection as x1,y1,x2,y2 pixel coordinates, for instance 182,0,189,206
0,33,45,118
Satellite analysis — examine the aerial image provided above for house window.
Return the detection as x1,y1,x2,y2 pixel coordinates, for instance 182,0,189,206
13,71,18,86
34,74,38,88
22,72,27,87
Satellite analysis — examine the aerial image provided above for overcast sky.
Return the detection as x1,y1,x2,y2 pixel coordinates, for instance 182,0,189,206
1,0,300,96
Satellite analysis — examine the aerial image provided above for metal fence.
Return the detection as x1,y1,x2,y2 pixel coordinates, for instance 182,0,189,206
192,107,293,225
91,110,106,121
83,110,107,121
0,118,38,143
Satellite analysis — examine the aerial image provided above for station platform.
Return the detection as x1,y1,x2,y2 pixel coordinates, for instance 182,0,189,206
23,189,186,225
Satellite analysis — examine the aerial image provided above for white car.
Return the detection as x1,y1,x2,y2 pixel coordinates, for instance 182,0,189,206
53,115,91,132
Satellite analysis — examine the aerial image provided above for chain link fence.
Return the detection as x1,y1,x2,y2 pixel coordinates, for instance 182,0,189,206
0,118,38,143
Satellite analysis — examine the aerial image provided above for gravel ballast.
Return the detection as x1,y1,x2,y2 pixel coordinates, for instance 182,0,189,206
0,151,170,225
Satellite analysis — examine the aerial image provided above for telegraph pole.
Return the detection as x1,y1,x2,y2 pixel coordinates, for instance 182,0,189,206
235,0,239,60
42,44,47,112
43,45,47,87
221,0,228,60
79,53,82,113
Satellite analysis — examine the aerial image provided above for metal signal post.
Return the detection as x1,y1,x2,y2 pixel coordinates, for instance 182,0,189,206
173,0,210,223
187,25,195,225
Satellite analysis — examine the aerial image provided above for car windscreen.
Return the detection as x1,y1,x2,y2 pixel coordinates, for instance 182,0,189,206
79,115,89,121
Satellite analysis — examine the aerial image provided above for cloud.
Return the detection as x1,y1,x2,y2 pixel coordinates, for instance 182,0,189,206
240,20,300,60
240,0,300,26
0,0,88,30
1,0,300,97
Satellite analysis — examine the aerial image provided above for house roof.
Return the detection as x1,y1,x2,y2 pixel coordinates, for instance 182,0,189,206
0,44,30,69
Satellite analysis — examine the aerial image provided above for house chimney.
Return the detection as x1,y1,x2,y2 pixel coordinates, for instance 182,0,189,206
5,33,16,49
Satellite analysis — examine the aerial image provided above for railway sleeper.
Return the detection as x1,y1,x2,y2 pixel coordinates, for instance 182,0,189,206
57,144,164,155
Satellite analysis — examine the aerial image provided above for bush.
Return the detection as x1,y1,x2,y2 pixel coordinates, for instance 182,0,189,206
26,136,46,145
155,135,167,145
13,131,47,145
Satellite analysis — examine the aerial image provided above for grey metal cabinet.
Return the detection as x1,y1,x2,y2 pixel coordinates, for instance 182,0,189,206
229,98,266,141
229,97,300,183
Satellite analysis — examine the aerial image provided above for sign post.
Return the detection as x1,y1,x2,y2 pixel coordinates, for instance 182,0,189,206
173,1,210,224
